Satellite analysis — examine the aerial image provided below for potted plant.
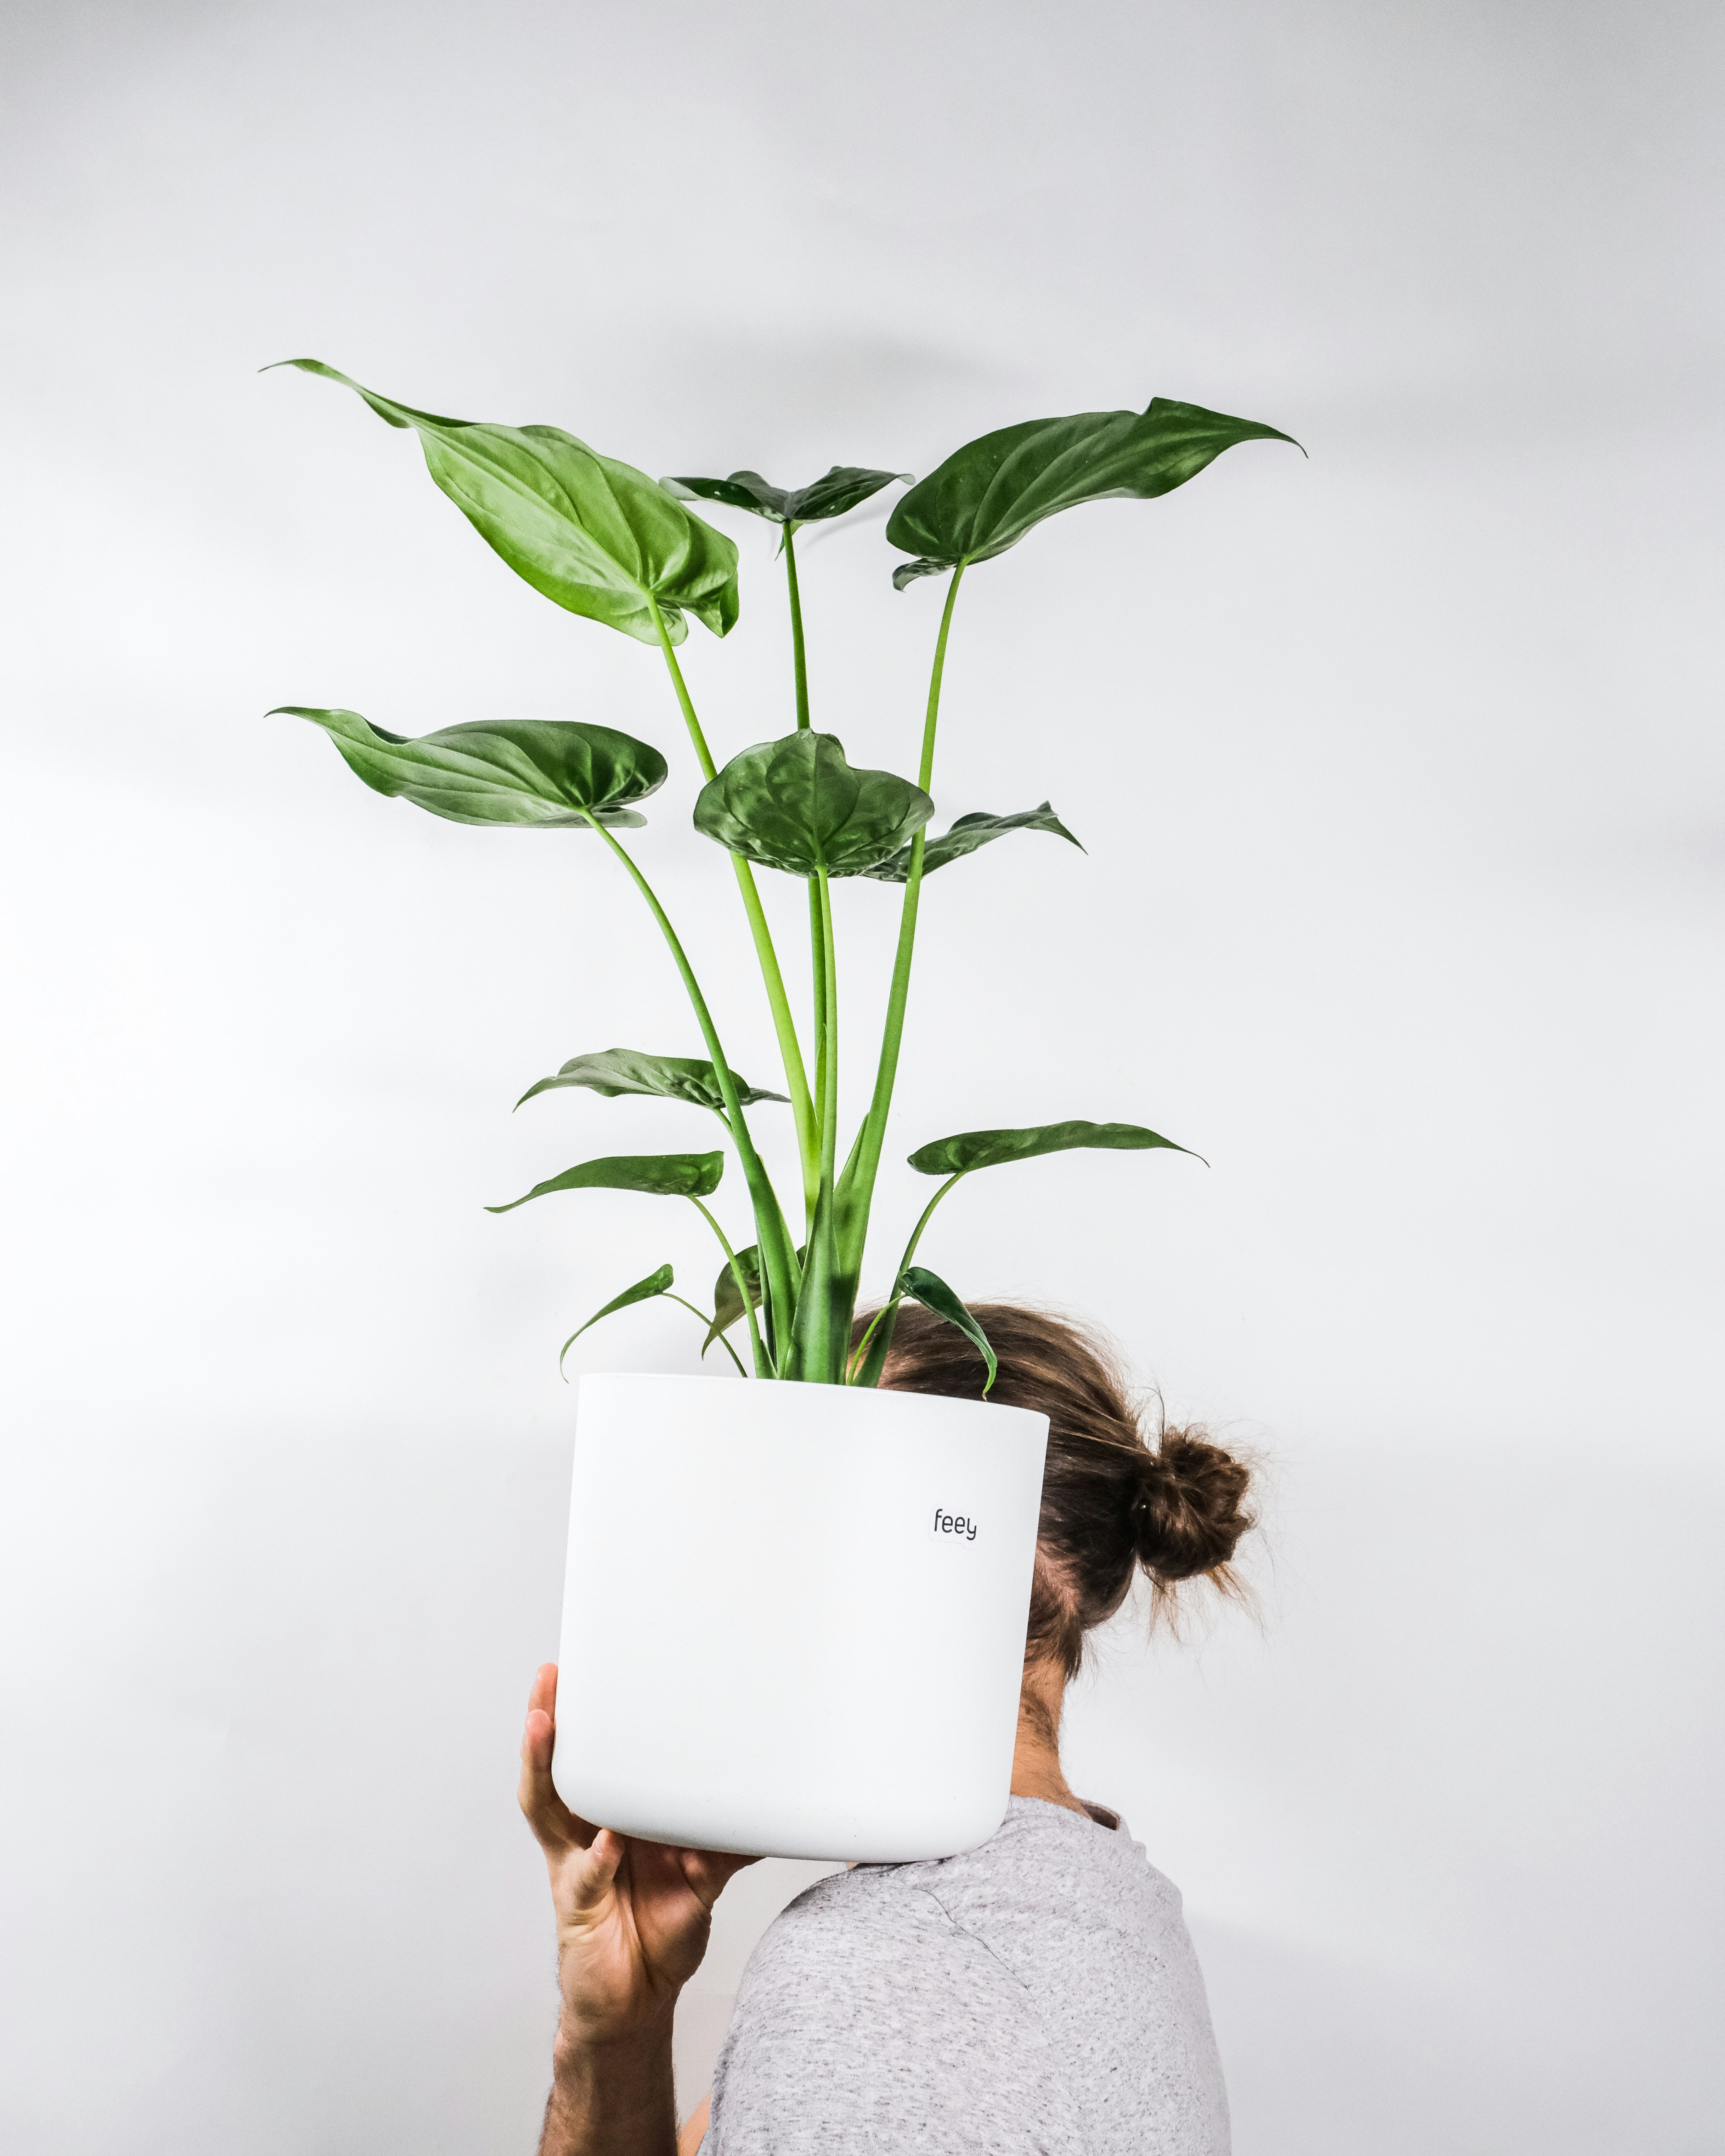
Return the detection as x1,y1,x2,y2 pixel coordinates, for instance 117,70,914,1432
269,361,1297,1858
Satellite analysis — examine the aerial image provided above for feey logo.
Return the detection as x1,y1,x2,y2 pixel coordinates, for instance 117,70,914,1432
929,1507,978,1542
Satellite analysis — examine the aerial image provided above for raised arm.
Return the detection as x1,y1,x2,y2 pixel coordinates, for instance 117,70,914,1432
518,1664,753,2156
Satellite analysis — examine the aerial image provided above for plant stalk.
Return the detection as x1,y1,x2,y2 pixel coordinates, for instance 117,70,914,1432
785,524,828,1229
663,1289,749,1379
833,563,967,1297
786,867,844,1381
783,523,811,728
688,1196,768,1379
845,1169,965,1384
583,813,794,1371
650,600,820,1217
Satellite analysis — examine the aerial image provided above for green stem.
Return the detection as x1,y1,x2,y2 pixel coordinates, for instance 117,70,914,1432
584,812,793,1370
817,870,840,1199
688,1196,768,1379
784,526,827,1227
663,1290,749,1379
845,1171,965,1384
787,869,844,1382
834,563,967,1284
783,523,811,728
650,600,820,1214
846,1302,888,1383
897,1169,965,1277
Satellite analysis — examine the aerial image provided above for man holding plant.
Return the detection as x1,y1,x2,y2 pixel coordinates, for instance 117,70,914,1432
520,1301,1256,2155
269,359,1294,2152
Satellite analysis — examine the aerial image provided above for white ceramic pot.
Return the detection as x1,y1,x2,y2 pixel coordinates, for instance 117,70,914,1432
553,1372,1050,1862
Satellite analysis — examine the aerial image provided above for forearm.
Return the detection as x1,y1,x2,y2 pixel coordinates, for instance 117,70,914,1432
537,2020,679,2156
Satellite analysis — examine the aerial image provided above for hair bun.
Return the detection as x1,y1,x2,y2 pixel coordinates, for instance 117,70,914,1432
1132,1430,1254,1581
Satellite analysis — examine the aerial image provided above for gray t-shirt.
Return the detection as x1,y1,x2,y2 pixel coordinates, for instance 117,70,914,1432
702,1795,1230,2154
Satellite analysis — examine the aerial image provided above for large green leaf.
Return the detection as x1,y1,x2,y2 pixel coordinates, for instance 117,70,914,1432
886,397,1299,587
906,1119,1202,1176
862,802,1082,883
704,1238,807,1356
516,1049,789,1113
486,1152,723,1214
661,466,911,528
898,1266,997,1396
271,359,739,646
694,732,932,878
558,1264,674,1375
272,708,666,829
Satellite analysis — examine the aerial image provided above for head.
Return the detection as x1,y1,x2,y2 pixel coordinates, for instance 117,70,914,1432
867,1301,1256,1686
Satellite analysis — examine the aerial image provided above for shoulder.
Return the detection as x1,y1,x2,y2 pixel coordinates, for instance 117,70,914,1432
925,1797,1191,1949
729,1859,1019,2021
707,1858,1080,2152
705,1803,1227,2156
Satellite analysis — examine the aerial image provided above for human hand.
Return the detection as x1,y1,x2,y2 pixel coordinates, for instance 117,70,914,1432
518,1663,758,2052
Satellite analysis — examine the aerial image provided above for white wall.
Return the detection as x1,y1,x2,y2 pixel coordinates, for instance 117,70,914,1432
3,2,1721,2149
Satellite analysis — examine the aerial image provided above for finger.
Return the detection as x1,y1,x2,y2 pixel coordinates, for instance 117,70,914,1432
680,1847,762,1909
566,1826,626,1914
528,1662,558,1721
519,1704,584,1850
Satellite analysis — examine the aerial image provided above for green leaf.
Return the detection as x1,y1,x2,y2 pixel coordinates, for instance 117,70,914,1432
862,802,1083,884
516,1049,789,1113
704,1238,807,1356
272,708,666,829
486,1151,722,1214
694,731,933,878
906,1119,1204,1177
897,1266,997,1396
270,359,739,646
886,397,1300,583
661,466,911,527
558,1264,674,1375
705,1242,763,1355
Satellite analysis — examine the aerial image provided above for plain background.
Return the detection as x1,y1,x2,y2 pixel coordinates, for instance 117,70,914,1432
2,0,1722,2149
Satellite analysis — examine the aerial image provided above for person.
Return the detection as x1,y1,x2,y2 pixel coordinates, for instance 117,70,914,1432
518,1302,1256,2155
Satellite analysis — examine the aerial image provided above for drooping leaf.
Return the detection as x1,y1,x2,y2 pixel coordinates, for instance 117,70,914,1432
661,466,911,527
694,731,932,878
272,708,666,829
897,1265,997,1396
906,1119,1203,1177
486,1151,722,1214
704,1239,807,1356
886,398,1300,585
558,1264,674,1375
516,1049,789,1113
705,1243,763,1355
270,359,739,646
862,802,1083,883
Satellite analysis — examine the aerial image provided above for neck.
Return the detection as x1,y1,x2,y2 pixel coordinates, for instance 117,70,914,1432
1009,1657,1088,1817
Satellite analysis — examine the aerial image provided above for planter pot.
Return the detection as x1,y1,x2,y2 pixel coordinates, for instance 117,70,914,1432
554,1372,1050,1863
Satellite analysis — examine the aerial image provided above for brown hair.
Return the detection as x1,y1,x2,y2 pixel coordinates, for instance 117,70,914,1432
868,1301,1255,1678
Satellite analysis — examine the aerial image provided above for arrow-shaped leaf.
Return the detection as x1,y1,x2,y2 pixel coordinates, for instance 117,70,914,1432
897,1266,998,1396
694,731,932,878
486,1152,723,1214
862,802,1083,883
887,397,1300,587
907,1120,1203,1177
661,466,911,527
558,1263,675,1375
516,1049,790,1113
270,359,739,646
272,708,667,829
